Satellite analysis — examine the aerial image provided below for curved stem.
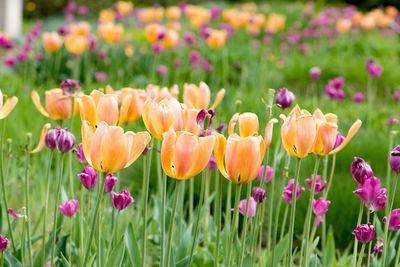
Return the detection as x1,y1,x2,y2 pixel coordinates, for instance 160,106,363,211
165,180,181,267
227,184,242,266
238,182,253,266
324,154,337,199
280,205,289,240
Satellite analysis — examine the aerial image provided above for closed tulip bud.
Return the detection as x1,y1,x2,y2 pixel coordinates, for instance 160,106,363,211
282,179,304,204
59,199,79,217
312,197,331,227
45,127,60,149
239,197,257,217
351,157,374,184
56,128,75,153
354,176,387,212
352,224,375,243
79,166,97,190
305,175,327,193
104,174,118,193
389,145,400,173
257,165,274,183
111,189,134,210
309,67,321,80
60,79,80,95
275,87,295,109
252,187,266,203
0,235,9,251
387,208,400,231
73,143,86,163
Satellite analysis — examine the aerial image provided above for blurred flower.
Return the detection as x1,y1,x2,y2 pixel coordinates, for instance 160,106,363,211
265,13,286,33
393,90,400,102
59,199,79,217
252,187,266,203
60,79,80,95
111,189,134,210
325,77,345,100
0,235,9,251
389,145,400,173
173,59,182,68
206,29,227,48
305,175,327,193
352,224,375,243
156,65,168,75
372,237,384,256
366,58,383,78
0,90,18,120
208,155,216,170
58,25,69,36
78,5,88,16
351,157,374,184
104,173,118,193
79,166,97,190
189,51,200,63
275,87,295,109
7,208,24,219
354,176,387,212
4,57,15,68
282,179,305,204
309,67,321,80
353,91,365,103
184,32,195,46
98,22,124,44
257,165,274,183
95,71,108,82
387,115,398,126
152,43,163,53
42,32,63,52
312,197,331,227
239,197,257,217
73,143,86,163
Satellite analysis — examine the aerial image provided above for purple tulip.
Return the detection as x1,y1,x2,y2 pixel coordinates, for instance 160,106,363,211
275,87,295,109
354,176,387,212
7,208,23,219
104,174,118,193
56,128,75,153
366,59,383,78
312,197,331,227
189,51,200,63
210,6,221,20
393,90,400,102
72,143,86,163
309,67,321,80
173,59,182,68
79,166,97,190
252,187,266,203
58,25,69,36
156,65,168,75
333,132,345,149
372,237,384,256
111,189,134,210
282,179,305,204
4,57,16,68
59,199,79,217
352,224,375,243
45,127,60,150
351,157,374,184
208,155,216,170
184,32,195,46
305,175,327,194
353,91,365,103
0,235,9,251
95,72,108,82
389,145,400,173
387,115,399,126
386,208,400,231
152,43,163,53
257,165,274,183
239,197,257,217
60,79,80,95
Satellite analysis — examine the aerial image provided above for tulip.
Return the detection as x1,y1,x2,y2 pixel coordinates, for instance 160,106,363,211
351,157,374,184
282,179,304,204
79,166,97,190
239,197,257,217
110,87,147,124
387,115,398,126
309,67,321,80
313,109,362,156
42,32,63,52
31,89,75,120
7,208,24,219
111,189,134,210
64,35,89,55
56,128,75,153
352,224,375,243
354,176,387,212
183,82,225,110
252,187,266,203
206,29,227,48
104,174,118,193
366,58,383,78
0,235,9,251
275,87,295,109
98,22,124,44
142,97,184,140
145,84,179,100
305,175,327,193
372,237,384,256
228,112,259,137
312,197,331,227
45,126,59,150
161,128,215,180
59,199,79,217
393,90,400,102
60,79,80,95
280,105,316,158
353,92,365,103
73,143,86,163
257,165,274,183
0,91,18,120
389,145,400,173
81,121,151,173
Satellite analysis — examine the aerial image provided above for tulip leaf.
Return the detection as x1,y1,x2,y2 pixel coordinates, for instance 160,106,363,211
59,251,71,267
4,251,21,267
266,234,289,267
106,237,125,267
125,222,141,267
324,227,336,267
176,224,192,261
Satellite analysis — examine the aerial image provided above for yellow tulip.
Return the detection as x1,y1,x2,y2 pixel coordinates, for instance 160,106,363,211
115,1,133,16
214,133,265,184
280,105,317,158
206,29,227,49
31,89,73,120
166,6,181,21
69,22,91,37
0,91,18,120
99,9,115,23
146,84,179,100
98,22,124,44
265,13,286,33
183,82,225,110
42,32,63,53
82,121,151,173
145,23,164,43
313,109,362,156
142,96,184,140
64,34,89,55
161,128,215,180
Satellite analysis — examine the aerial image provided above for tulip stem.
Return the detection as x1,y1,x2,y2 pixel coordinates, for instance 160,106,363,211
214,172,222,267
160,172,166,267
357,243,366,267
166,180,181,267
367,213,376,267
188,172,206,266
324,154,336,199
83,172,105,267
280,205,289,240
141,146,153,267
106,211,119,260
24,135,33,267
302,156,321,267
382,175,398,267
288,157,302,267
189,179,194,221
353,202,364,266
69,217,73,264
226,184,242,266
238,182,253,267
394,236,400,266
41,151,54,265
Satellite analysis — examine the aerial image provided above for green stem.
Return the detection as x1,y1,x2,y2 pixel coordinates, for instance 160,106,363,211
106,212,119,259
83,172,105,267
280,205,289,240
69,218,73,264
24,136,33,267
141,146,153,267
227,184,242,266
21,208,26,267
288,158,302,267
367,213,376,267
357,243,366,267
160,172,167,267
189,179,194,221
324,154,337,199
394,234,400,266
382,176,398,267
353,202,364,266
165,180,181,267
214,172,222,267
238,182,253,266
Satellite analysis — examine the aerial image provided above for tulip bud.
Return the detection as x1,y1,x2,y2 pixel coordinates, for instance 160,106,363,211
60,79,80,95
275,87,295,109
305,175,327,193
111,189,134,210
309,67,321,80
239,197,257,217
79,166,97,190
45,127,60,149
387,208,400,231
252,187,266,203
56,128,75,153
257,165,274,183
389,145,400,173
282,179,304,204
354,176,387,212
312,197,331,227
372,237,384,256
59,199,79,217
351,157,374,184
333,132,345,149
208,155,216,170
0,234,9,251
73,143,87,164
352,224,375,243
104,174,118,193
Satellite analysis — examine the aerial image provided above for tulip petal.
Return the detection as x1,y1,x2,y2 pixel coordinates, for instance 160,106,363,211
161,128,177,178
78,96,97,127
0,96,18,120
90,121,108,171
280,113,297,156
213,133,228,178
81,120,94,166
210,89,226,109
228,113,239,136
238,113,259,137
236,136,261,183
264,118,278,149
142,99,159,139
183,83,199,108
313,122,337,155
295,115,316,158
325,113,338,124
173,132,199,179
118,94,132,126
100,126,128,173
125,131,151,167
198,82,211,109
225,134,242,182
188,135,216,177
329,119,362,155
96,94,119,126
31,91,49,117
30,123,51,154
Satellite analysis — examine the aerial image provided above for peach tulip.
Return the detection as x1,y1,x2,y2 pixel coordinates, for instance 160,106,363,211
183,82,225,110
313,109,362,156
31,89,74,120
81,121,151,173
182,108,202,135
64,35,89,55
206,29,227,49
265,13,286,33
69,22,91,37
146,84,179,100
161,30,179,49
115,1,133,16
161,128,215,180
107,87,146,124
0,91,18,120
166,6,181,21
98,22,124,44
214,133,265,184
42,32,63,53
99,9,115,23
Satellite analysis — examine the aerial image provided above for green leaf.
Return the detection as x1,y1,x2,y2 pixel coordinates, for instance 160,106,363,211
59,252,71,267
106,237,125,267
324,227,336,267
4,251,21,267
266,234,289,267
125,223,141,267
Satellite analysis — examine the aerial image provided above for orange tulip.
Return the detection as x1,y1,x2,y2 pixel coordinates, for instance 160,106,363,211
161,30,179,49
206,29,227,49
69,22,91,37
183,82,225,110
161,128,215,180
0,91,18,120
214,133,265,184
182,108,201,135
111,87,146,124
142,97,184,140
98,22,124,44
42,32,63,52
145,23,164,43
64,34,89,55
280,105,317,158
166,6,181,21
99,9,115,23
115,1,133,16
82,121,151,173
146,84,179,100
31,89,73,120
313,109,362,156
30,123,51,154
336,19,352,33
265,13,286,33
